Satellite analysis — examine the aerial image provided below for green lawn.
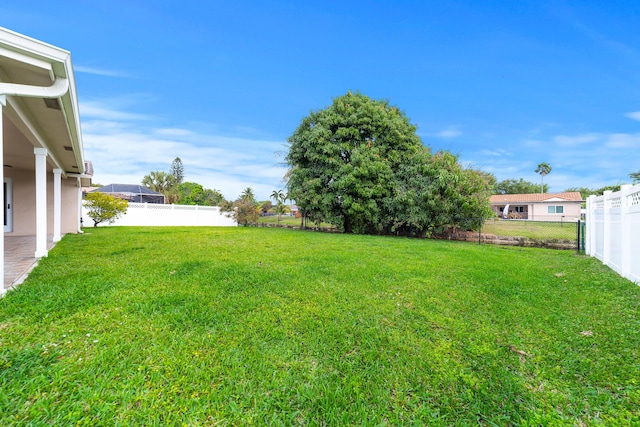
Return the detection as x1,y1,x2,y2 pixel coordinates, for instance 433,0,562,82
1,227,639,426
258,214,301,226
258,215,335,229
482,218,578,241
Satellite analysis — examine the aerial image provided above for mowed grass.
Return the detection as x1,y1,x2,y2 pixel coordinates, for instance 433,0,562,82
482,218,578,241
258,215,335,229
1,227,639,426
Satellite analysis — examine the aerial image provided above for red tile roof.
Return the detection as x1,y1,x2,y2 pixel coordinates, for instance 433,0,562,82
490,192,583,204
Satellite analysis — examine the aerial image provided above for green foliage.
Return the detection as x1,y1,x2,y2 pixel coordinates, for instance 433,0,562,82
387,150,493,235
83,192,128,227
270,189,290,223
2,227,639,425
260,200,273,214
169,157,184,185
286,91,492,235
495,178,548,195
565,185,622,199
175,182,225,206
535,162,552,193
141,170,173,195
629,171,640,184
142,159,226,206
221,187,260,226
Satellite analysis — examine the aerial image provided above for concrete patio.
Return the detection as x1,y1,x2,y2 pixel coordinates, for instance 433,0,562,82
3,236,54,292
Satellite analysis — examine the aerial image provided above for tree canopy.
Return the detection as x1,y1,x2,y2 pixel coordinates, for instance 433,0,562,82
176,182,225,206
221,187,260,226
285,91,493,235
494,178,548,195
83,192,128,227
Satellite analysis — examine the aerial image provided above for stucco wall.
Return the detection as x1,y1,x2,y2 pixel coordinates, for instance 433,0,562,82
529,202,581,221
4,168,80,236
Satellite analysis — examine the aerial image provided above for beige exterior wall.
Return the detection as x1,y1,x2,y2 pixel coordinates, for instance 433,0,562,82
4,168,79,236
529,202,581,222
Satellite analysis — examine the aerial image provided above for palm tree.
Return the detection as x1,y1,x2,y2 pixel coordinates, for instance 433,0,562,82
535,163,552,193
240,187,256,203
142,171,172,197
270,189,285,204
270,189,286,223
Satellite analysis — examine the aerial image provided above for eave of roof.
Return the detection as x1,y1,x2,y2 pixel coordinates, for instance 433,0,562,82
0,26,85,176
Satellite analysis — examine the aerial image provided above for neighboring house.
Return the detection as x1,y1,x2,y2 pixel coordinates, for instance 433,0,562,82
490,192,583,222
1,27,91,284
91,184,165,204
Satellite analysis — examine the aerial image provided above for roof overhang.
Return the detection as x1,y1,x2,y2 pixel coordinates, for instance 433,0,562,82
0,26,89,179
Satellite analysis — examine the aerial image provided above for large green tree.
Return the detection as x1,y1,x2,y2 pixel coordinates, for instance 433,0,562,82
286,91,492,235
286,91,423,233
386,149,493,236
630,171,640,184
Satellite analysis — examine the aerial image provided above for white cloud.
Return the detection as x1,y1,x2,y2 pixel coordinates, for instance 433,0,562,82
480,149,509,157
605,133,640,149
81,99,288,200
156,128,194,136
75,65,131,78
552,133,599,146
80,101,154,121
625,111,640,121
433,128,462,139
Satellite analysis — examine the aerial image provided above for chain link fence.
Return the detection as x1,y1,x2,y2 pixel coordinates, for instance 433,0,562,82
441,218,583,251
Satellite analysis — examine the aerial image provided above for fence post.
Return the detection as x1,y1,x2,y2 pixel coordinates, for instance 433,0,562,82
585,196,591,255
602,191,612,266
620,185,632,282
576,219,581,253
586,195,597,256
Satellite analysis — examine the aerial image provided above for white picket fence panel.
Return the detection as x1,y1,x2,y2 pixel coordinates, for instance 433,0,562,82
82,202,237,227
586,184,640,284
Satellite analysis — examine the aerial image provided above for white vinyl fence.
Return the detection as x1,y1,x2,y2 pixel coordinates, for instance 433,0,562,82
82,202,237,227
585,184,640,284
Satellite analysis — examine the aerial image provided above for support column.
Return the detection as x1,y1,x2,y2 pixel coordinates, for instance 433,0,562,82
34,147,48,258
0,96,5,290
77,177,83,233
53,168,62,242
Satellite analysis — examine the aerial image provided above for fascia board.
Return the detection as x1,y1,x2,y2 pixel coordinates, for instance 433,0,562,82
1,26,84,174
0,27,70,71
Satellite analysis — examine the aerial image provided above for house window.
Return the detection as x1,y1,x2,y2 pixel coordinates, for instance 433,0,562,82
514,206,524,213
548,206,564,214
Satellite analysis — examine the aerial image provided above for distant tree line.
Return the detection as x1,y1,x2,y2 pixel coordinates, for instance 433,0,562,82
141,157,225,206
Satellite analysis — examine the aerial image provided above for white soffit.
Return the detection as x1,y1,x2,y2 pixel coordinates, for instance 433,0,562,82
0,45,53,75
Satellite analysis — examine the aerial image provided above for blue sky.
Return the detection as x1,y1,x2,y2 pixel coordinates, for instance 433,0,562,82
4,1,640,200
